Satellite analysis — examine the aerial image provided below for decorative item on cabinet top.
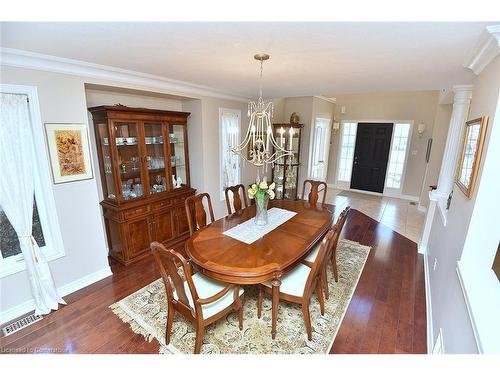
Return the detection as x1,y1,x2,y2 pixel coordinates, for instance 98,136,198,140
88,105,195,265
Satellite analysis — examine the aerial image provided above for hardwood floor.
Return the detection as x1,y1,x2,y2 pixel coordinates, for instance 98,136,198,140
0,207,426,354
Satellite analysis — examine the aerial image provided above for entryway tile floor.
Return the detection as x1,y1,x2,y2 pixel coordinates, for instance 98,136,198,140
325,189,425,243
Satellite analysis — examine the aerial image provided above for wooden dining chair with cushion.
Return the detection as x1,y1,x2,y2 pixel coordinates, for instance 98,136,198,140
302,179,328,206
225,184,249,215
302,206,350,298
151,241,244,354
185,193,215,236
257,228,335,340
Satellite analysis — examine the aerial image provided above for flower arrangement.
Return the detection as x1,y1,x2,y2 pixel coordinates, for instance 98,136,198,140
248,176,275,225
248,176,276,205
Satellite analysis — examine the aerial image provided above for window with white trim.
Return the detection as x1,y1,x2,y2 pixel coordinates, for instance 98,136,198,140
0,86,65,277
219,108,241,199
337,122,357,182
386,122,411,189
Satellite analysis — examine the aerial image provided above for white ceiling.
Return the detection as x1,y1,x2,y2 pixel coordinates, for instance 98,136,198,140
0,22,492,98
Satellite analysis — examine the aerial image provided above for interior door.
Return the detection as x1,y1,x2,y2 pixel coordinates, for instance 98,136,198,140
350,123,393,193
310,118,331,180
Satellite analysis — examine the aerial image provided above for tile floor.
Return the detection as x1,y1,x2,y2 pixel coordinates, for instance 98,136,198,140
325,189,425,243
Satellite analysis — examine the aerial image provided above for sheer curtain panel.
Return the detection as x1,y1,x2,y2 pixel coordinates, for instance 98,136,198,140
0,93,65,315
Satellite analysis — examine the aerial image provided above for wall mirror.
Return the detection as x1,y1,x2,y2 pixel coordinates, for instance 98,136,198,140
456,116,488,198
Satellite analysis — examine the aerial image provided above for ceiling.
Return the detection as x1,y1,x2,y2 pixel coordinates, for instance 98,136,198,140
0,22,492,98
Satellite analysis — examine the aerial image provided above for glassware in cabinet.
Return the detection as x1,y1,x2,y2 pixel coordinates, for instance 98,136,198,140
113,121,144,201
169,124,187,189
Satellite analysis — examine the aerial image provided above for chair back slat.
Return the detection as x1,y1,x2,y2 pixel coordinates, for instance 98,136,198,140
302,180,328,206
330,206,350,254
225,184,249,215
185,193,215,236
151,242,195,309
304,228,335,294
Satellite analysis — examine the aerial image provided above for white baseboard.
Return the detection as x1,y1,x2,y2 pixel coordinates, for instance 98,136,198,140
424,252,434,353
0,266,112,325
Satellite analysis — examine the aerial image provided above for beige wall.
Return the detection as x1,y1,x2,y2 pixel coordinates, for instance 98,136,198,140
195,96,258,218
0,65,253,317
426,55,500,353
85,87,183,111
327,90,442,199
280,96,335,197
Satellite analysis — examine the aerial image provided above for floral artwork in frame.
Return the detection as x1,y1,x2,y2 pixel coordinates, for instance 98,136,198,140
45,123,93,184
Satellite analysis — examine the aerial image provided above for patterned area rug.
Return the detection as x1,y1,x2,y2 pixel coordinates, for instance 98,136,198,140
110,239,370,354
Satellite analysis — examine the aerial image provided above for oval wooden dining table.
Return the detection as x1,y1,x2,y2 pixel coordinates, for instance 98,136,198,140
185,199,333,338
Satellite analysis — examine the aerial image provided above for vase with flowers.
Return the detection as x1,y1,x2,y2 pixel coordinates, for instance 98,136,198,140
248,176,276,226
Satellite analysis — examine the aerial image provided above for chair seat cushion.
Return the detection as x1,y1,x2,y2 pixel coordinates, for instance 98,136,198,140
304,243,320,263
263,263,311,297
174,273,244,319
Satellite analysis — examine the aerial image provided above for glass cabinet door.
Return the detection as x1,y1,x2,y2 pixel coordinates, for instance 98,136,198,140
113,121,144,201
97,122,116,200
144,122,168,195
272,125,301,200
169,124,188,189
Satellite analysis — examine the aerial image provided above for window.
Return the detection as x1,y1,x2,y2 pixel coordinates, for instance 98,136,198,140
386,122,411,189
0,85,65,277
0,199,46,259
219,108,241,199
337,122,357,182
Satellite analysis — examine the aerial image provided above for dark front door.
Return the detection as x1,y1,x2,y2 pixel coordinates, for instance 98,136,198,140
350,123,393,193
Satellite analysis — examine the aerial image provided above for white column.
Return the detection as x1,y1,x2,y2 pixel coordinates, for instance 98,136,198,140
418,84,473,253
432,85,474,206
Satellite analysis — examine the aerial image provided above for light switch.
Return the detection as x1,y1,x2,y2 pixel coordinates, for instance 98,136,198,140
411,150,418,155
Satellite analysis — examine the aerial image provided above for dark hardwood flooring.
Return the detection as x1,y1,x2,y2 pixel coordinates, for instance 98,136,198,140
0,207,426,354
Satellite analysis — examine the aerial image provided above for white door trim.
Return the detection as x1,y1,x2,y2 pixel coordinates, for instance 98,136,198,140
334,119,415,200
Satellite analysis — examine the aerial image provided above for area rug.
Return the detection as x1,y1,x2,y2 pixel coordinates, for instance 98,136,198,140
110,239,370,354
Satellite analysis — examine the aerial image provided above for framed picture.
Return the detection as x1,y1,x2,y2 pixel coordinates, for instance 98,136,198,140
45,123,94,184
455,116,489,198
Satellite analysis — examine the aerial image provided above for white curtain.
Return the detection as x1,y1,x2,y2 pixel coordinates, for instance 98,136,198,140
0,93,66,315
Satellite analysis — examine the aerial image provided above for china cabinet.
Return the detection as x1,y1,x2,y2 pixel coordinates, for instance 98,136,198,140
88,105,195,265
271,123,303,200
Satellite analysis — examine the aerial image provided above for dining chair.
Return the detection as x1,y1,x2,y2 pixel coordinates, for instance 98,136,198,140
302,206,350,298
302,179,328,206
151,242,244,354
225,184,249,215
185,193,215,236
257,228,335,341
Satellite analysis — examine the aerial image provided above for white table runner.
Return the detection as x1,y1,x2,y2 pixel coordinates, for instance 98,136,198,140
222,207,297,244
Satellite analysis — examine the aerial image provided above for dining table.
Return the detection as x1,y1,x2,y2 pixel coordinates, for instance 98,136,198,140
185,199,333,338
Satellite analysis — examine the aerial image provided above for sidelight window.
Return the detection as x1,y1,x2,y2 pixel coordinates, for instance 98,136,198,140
337,122,357,182
386,122,411,189
219,108,241,199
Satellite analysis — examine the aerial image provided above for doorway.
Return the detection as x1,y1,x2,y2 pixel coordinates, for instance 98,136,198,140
310,117,331,181
350,122,393,193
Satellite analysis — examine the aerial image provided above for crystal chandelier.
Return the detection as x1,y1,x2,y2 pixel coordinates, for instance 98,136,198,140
231,53,293,169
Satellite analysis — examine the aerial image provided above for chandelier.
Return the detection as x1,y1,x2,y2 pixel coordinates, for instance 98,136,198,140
231,53,293,168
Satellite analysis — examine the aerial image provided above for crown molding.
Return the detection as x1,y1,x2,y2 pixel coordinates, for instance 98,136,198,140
0,47,250,103
464,25,500,75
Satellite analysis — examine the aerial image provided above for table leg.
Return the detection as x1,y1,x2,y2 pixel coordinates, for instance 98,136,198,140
271,278,281,339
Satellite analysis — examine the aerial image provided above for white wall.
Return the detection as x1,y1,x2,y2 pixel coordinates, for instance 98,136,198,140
326,91,442,200
0,67,111,316
426,55,500,353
